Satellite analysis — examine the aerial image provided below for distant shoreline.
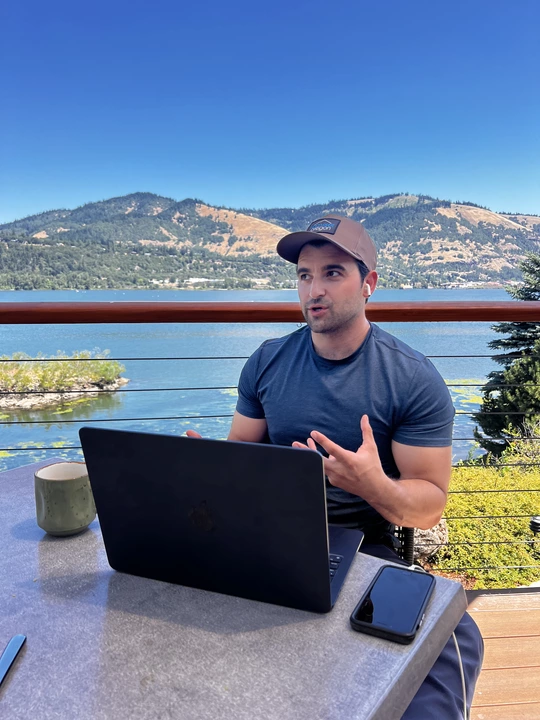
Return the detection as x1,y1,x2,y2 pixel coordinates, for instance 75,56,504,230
0,280,520,292
0,283,518,294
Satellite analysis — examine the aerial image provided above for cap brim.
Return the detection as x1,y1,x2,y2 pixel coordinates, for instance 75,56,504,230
276,231,334,264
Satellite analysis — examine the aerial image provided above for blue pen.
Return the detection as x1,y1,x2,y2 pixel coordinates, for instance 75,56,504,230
0,635,26,688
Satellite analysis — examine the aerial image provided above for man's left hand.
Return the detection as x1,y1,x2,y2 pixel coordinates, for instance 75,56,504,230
292,414,387,503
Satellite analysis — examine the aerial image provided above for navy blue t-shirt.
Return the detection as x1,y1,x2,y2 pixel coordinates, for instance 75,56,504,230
236,324,454,540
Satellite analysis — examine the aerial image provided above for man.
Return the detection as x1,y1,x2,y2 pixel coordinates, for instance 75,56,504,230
232,216,454,540
190,215,483,718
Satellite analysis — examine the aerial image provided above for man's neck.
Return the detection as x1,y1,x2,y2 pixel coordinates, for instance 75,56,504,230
311,319,371,360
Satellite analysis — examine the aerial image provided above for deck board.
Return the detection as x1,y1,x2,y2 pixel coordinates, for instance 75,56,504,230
467,590,540,716
467,609,540,638
481,636,540,669
468,593,540,612
473,667,540,704
470,702,540,720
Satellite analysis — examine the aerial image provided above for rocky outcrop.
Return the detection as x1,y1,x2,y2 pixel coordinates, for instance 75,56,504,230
414,520,449,562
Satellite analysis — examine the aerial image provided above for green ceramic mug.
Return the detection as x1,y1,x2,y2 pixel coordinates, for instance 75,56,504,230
34,462,96,536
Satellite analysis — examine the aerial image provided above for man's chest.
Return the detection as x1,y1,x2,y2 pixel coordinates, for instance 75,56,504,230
256,363,398,452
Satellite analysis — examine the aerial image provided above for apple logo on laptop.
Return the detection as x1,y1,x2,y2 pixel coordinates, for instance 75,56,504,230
188,501,215,533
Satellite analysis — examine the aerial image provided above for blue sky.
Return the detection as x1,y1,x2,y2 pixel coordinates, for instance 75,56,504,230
1,0,539,223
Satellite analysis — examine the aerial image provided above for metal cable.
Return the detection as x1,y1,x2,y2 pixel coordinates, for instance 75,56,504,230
0,386,237,395
444,514,536,520
4,353,539,361
456,411,529,415
455,461,540,467
409,540,539,547
429,564,540,571
0,414,234,426
454,436,540,441
0,356,250,362
1,446,82,451
448,488,540,494
2,385,539,395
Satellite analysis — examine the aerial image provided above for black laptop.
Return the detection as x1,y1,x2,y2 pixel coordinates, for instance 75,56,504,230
79,427,363,613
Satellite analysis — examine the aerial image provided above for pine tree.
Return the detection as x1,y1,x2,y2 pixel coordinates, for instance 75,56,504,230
474,254,540,454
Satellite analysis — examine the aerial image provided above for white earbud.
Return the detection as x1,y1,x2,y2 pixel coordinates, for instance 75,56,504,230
365,285,372,297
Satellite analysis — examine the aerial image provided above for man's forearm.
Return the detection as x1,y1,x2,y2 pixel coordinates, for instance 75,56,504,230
365,474,447,530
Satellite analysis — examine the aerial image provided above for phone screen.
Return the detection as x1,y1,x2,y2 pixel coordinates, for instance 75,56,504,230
353,566,434,635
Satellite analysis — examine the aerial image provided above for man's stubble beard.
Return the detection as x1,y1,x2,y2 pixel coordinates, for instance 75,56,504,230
302,302,362,335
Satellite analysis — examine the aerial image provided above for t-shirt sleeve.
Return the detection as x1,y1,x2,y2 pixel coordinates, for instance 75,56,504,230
235,349,266,419
393,358,455,447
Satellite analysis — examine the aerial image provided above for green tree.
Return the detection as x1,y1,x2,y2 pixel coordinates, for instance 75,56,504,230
475,253,540,454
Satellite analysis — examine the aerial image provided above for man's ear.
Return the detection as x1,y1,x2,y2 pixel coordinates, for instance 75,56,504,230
364,271,378,300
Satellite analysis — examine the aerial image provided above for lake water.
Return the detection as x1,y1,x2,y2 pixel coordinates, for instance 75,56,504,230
0,288,513,470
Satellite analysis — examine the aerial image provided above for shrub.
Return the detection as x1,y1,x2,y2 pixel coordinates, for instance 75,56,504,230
432,435,540,589
0,351,125,393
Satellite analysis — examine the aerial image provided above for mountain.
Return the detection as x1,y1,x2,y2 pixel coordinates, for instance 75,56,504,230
247,195,540,288
1,192,539,290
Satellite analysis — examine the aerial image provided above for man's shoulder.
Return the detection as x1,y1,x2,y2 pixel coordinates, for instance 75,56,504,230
369,325,449,400
254,326,309,357
243,326,309,376
370,324,426,364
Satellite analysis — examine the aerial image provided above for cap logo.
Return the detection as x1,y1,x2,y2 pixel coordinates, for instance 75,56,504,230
307,218,341,235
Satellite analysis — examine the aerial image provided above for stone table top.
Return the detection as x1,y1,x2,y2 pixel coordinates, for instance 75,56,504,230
0,459,467,720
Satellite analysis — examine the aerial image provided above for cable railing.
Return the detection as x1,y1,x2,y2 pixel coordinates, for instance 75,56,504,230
1,300,540,588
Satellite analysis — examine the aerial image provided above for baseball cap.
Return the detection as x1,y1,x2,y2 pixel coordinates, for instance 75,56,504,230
276,215,377,270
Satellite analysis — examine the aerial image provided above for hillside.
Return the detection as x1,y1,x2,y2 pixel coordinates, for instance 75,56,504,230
247,195,540,288
1,192,539,290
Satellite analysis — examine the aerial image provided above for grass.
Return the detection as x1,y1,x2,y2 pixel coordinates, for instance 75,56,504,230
0,351,125,393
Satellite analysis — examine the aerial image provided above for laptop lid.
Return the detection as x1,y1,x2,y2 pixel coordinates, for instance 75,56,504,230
79,427,362,613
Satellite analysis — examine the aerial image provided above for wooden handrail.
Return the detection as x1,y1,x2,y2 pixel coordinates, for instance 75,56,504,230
1,301,540,324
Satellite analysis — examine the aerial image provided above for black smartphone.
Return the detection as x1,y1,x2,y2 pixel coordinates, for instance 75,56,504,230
350,565,436,644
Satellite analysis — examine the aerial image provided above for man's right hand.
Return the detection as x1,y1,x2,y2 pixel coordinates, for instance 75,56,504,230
185,430,202,438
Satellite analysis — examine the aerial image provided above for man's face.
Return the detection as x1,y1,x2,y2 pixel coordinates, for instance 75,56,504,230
296,242,367,334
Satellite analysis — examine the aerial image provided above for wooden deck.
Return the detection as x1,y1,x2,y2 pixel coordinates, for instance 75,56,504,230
467,587,540,719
